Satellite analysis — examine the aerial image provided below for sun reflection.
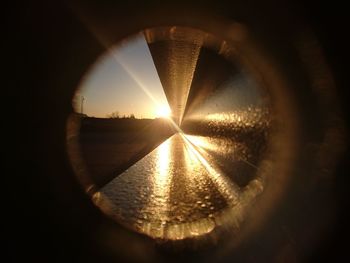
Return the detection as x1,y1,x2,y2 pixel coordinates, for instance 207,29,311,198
145,27,203,125
157,137,171,177
183,134,257,169
135,134,227,239
92,111,266,240
136,136,172,238
67,22,278,245
185,107,270,129
180,133,240,202
94,108,265,240
93,132,268,241
153,136,171,213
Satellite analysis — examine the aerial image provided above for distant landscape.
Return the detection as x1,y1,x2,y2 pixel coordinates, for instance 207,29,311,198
68,114,175,188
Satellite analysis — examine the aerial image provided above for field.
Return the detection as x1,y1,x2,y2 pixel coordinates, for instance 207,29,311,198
67,115,174,188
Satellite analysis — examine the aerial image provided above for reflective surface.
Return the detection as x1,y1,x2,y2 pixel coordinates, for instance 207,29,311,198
13,1,348,262
93,132,264,239
69,26,288,242
145,27,203,125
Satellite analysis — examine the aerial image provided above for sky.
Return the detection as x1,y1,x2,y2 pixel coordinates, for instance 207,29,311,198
74,33,169,119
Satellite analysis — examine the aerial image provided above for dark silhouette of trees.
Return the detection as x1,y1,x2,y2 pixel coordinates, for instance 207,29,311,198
107,111,137,119
107,111,120,119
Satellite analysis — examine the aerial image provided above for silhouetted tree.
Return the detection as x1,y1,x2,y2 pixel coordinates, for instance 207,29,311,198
107,111,120,119
107,111,137,119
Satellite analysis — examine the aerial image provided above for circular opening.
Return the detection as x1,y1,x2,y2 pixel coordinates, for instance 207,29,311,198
66,25,297,243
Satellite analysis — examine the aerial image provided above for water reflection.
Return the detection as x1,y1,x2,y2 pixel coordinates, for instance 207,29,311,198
94,133,264,240
73,26,271,240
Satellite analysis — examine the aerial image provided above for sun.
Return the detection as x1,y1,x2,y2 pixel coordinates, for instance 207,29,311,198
155,104,171,118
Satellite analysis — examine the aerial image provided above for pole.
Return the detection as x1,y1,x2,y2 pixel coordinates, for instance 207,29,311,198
81,96,85,114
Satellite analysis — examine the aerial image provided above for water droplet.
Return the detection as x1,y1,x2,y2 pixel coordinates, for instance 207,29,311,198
176,216,184,222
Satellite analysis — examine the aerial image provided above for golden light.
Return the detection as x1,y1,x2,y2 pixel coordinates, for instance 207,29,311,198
155,104,171,118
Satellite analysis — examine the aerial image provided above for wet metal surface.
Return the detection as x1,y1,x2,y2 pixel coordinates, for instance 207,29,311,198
66,22,347,260
145,27,203,125
80,27,272,240
95,132,264,240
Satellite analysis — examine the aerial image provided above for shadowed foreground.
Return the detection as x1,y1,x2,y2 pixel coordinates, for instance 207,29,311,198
68,116,175,188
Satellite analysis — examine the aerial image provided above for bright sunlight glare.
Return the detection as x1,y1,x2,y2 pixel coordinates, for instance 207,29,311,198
155,104,172,118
